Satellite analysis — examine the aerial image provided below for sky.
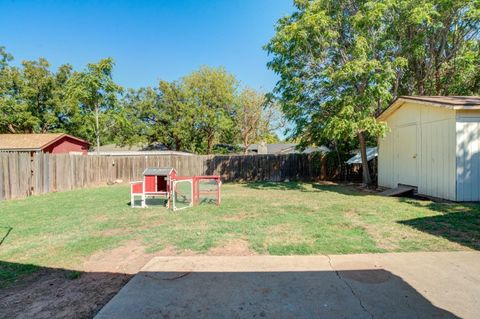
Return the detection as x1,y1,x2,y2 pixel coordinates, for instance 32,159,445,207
0,0,294,91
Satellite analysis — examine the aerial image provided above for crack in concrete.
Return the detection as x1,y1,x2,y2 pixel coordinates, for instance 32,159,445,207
326,255,374,319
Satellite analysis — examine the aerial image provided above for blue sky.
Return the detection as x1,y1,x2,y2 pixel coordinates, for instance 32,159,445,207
0,0,293,91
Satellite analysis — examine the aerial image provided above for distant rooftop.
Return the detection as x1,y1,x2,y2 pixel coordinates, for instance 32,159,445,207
0,133,89,151
90,143,193,156
93,143,169,153
247,143,330,155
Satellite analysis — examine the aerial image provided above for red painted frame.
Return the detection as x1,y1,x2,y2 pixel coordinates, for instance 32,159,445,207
130,170,221,208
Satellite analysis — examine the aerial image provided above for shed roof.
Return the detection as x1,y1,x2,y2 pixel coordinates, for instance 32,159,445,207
142,167,176,176
0,133,89,151
346,147,378,165
377,96,480,121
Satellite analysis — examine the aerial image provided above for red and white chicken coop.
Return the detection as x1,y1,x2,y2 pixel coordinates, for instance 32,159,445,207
130,167,221,210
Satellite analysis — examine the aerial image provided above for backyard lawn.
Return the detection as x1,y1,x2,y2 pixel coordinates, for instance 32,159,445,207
1,182,479,287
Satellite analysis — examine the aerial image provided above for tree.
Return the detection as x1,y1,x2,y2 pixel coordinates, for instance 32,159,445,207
156,80,196,151
0,48,27,133
21,58,72,133
266,0,401,185
182,66,238,154
236,88,285,153
390,0,480,96
236,88,265,153
117,82,196,151
66,58,122,152
0,48,73,134
266,0,479,185
113,87,155,147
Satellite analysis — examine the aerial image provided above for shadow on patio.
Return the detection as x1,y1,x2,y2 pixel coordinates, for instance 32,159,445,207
96,268,458,319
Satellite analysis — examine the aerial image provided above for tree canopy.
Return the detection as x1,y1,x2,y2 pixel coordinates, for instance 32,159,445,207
0,48,284,154
266,0,480,184
0,48,74,134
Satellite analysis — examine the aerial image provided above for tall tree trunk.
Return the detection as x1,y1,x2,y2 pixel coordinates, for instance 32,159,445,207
333,142,343,181
175,138,182,151
358,131,372,186
7,124,16,133
206,129,214,154
95,105,100,155
243,134,250,155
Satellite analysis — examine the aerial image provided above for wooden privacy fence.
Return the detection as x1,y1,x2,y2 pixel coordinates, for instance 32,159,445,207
0,152,327,201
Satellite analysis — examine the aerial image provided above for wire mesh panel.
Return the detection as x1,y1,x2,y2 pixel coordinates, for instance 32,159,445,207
197,178,220,205
172,179,193,211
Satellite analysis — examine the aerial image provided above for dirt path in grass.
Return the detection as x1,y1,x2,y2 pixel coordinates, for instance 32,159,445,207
0,239,257,319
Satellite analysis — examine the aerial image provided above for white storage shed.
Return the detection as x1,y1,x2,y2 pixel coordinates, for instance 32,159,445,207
377,96,480,201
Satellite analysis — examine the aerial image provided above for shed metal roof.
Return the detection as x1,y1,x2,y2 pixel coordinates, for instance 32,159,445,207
346,147,378,165
401,96,480,106
142,167,176,176
377,96,480,121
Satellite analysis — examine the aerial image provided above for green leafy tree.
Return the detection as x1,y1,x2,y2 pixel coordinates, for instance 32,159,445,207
20,58,72,133
266,0,479,185
182,66,238,154
117,82,196,151
66,58,122,152
0,48,73,134
0,49,28,133
156,80,196,151
390,0,480,96
266,0,402,185
112,87,153,147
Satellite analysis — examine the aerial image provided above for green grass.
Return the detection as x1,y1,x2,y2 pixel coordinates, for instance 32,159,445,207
1,182,479,287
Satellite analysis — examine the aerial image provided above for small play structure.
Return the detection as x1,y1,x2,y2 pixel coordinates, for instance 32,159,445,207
130,167,221,210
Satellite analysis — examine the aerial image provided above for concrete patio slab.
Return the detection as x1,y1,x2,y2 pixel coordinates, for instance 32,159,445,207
95,252,480,319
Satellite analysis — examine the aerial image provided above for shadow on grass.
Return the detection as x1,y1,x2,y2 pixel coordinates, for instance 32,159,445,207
128,198,168,208
398,199,480,250
244,181,309,191
0,260,132,318
244,181,369,197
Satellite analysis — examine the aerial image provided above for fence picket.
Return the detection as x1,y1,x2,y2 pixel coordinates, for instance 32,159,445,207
0,152,331,200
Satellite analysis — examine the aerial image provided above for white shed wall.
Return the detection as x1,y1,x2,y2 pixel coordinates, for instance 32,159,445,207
378,102,456,200
456,111,480,201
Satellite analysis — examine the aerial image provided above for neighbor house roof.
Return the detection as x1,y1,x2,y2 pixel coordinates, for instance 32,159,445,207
377,96,480,121
90,150,194,156
0,133,89,151
92,143,169,153
247,143,330,154
89,143,194,156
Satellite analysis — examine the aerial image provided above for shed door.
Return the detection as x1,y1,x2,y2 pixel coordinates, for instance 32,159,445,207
396,124,417,186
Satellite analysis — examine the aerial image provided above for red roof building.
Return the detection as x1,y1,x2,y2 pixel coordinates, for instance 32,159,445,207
0,133,90,155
